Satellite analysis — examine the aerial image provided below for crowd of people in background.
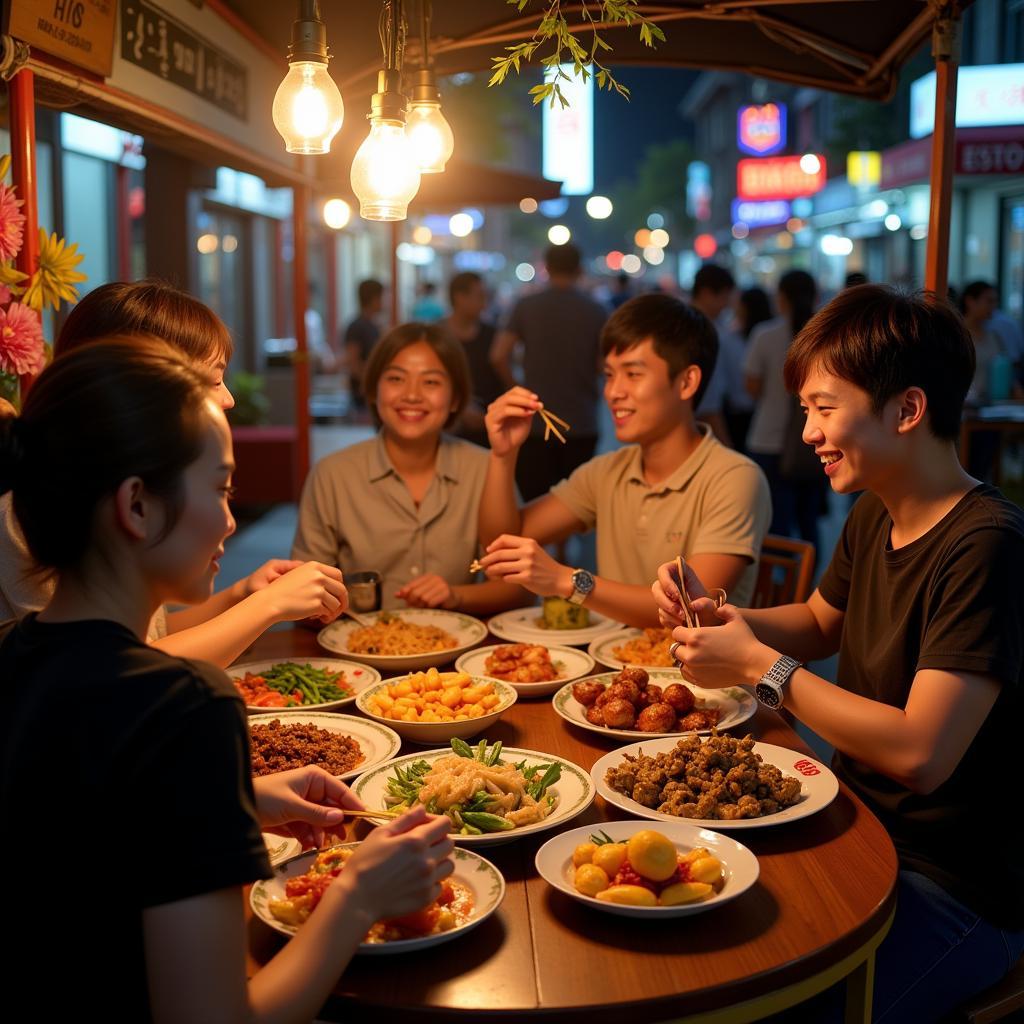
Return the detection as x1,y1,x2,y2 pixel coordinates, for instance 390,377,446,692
332,246,1023,560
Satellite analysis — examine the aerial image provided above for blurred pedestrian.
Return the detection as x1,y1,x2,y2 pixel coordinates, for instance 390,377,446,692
744,269,827,549
960,281,1007,406
690,264,739,448
411,281,445,323
343,279,384,416
844,270,869,289
444,272,504,447
725,286,772,452
491,243,607,501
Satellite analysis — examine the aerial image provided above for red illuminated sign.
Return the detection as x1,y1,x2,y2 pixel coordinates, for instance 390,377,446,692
738,103,786,156
736,156,827,200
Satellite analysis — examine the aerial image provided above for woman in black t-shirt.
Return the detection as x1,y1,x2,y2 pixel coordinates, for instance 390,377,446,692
0,339,455,1023
653,287,1024,1022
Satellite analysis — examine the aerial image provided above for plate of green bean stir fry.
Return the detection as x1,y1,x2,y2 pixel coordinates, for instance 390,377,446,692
230,658,383,713
352,738,596,846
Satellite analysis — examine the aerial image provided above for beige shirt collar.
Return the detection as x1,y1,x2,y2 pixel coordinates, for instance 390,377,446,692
368,433,462,484
624,424,717,494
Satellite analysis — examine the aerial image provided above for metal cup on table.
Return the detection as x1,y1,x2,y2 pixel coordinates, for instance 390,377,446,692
346,570,382,614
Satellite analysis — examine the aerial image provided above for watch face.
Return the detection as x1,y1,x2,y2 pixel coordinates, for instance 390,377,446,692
572,570,595,595
755,682,781,708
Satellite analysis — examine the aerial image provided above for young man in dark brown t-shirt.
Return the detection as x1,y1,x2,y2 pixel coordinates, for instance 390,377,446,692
654,286,1024,1022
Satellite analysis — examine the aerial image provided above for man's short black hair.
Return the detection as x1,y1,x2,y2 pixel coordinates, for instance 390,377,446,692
544,243,582,277
784,285,974,441
358,279,384,309
692,264,735,298
448,271,483,306
601,293,718,407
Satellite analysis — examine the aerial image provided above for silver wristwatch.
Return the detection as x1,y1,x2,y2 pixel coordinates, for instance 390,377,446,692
754,655,802,709
567,568,595,606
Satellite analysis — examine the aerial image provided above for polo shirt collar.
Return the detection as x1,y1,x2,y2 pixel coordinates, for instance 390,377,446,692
626,425,716,493
367,433,461,483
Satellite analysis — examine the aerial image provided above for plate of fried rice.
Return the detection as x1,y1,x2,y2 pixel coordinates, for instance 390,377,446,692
317,609,488,671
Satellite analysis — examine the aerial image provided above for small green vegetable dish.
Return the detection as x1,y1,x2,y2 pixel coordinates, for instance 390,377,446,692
384,738,562,836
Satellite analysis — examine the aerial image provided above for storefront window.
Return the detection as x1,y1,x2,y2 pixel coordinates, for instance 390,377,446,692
1002,195,1024,321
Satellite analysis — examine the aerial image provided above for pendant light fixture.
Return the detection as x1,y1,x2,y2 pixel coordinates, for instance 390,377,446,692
351,0,421,221
272,0,345,154
406,0,454,173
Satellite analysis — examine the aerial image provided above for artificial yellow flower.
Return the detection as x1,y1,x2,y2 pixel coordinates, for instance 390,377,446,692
23,228,87,312
0,260,28,296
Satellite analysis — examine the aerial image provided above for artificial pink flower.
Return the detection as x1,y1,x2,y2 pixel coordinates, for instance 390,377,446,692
0,283,11,306
0,301,45,376
0,183,26,263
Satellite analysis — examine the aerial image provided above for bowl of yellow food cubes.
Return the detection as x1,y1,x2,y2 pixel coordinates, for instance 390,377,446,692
356,669,518,744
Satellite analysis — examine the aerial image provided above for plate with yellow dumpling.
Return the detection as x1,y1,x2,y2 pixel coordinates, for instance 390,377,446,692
534,820,759,918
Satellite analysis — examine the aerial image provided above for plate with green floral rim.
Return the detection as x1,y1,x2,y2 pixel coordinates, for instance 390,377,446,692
351,745,596,846
248,712,402,781
552,672,756,741
454,644,596,698
229,658,382,714
261,832,301,866
318,608,488,672
487,605,620,647
587,628,681,671
250,843,505,953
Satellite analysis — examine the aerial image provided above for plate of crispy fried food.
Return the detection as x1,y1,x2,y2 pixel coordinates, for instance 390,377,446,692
552,667,756,741
455,643,596,697
593,733,838,830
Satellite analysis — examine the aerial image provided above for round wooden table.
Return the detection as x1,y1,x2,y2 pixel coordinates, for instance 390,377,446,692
243,627,897,1023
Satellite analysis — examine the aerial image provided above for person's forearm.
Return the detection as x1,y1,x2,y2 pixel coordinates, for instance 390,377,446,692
246,880,373,1024
165,580,246,633
152,592,277,667
478,452,523,546
738,647,935,792
452,580,528,615
741,603,838,663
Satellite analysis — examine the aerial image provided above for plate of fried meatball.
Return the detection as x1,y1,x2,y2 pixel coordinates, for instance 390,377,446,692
551,668,757,740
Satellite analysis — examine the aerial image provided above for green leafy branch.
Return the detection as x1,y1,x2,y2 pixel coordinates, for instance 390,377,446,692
488,0,665,107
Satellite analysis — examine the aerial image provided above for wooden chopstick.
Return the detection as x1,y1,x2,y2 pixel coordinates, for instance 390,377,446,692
538,408,567,444
543,409,570,430
675,555,697,630
345,808,403,821
469,559,483,573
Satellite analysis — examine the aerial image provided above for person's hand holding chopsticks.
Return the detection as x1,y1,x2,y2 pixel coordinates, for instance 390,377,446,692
478,535,573,598
652,557,713,628
484,386,542,458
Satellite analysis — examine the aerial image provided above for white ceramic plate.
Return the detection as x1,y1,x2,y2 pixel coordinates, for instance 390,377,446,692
487,606,620,647
251,844,505,953
262,833,301,866
229,658,383,714
593,738,839,830
551,672,757,741
588,629,681,671
535,820,759,918
352,746,596,847
317,609,488,672
454,644,596,698
249,712,401,781
355,674,518,744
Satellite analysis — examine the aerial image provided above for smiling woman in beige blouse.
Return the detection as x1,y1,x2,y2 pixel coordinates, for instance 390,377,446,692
292,323,523,613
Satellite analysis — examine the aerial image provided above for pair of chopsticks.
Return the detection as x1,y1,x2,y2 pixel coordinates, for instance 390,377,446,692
538,406,570,445
674,555,699,630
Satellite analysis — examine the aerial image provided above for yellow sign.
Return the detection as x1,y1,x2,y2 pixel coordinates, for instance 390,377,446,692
7,0,117,78
847,151,882,187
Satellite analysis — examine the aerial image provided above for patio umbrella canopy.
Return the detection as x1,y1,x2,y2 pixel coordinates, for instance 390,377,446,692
224,0,969,104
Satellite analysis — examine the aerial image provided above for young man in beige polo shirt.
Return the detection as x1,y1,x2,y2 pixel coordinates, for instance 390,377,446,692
478,293,771,627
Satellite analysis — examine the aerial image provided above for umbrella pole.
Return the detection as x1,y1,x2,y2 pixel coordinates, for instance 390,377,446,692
292,183,312,491
924,3,960,299
9,67,39,397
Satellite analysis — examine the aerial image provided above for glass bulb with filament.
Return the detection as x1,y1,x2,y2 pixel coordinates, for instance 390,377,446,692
407,101,455,173
273,61,344,154
350,119,422,221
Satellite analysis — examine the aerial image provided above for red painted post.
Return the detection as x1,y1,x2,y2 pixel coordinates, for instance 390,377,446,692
9,69,39,395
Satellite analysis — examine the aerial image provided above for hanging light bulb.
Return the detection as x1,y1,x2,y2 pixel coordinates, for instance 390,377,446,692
407,70,454,173
351,67,421,221
272,0,344,155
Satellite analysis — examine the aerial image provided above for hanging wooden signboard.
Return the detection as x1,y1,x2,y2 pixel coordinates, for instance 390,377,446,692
6,0,118,78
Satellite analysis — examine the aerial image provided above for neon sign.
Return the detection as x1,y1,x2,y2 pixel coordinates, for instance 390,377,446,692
736,155,826,200
737,103,786,156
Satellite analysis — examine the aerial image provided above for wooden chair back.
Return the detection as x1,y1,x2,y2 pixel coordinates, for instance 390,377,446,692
751,535,816,608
